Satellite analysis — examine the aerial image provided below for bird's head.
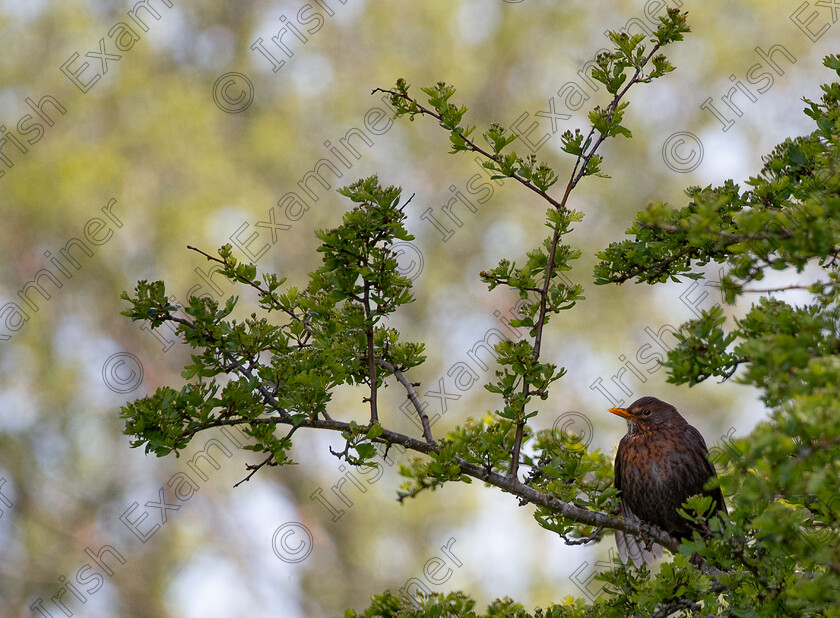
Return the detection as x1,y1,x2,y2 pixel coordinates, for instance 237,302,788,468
608,396,685,433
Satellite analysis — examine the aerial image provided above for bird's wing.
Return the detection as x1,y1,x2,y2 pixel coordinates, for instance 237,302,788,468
686,425,728,515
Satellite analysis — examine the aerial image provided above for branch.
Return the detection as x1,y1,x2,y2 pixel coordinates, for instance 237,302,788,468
233,452,275,488
609,243,703,284
362,279,379,425
371,87,564,210
508,423,527,479
232,403,301,487
510,43,667,480
187,245,313,336
718,357,750,382
485,275,542,293
623,221,840,286
567,42,663,190
262,413,682,553
162,311,294,427
376,359,436,446
559,526,604,546
739,283,819,293
178,393,680,552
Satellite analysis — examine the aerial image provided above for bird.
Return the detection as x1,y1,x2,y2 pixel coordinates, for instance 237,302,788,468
608,396,727,567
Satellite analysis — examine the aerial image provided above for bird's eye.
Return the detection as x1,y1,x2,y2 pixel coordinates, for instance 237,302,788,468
642,409,651,416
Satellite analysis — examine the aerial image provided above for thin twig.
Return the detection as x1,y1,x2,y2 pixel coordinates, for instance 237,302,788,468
372,88,564,210
376,359,436,445
398,192,416,212
739,283,818,293
162,312,292,424
233,452,275,488
186,245,312,334
362,282,378,425
610,244,702,284
484,275,542,293
559,526,605,546
568,43,662,190
509,423,527,479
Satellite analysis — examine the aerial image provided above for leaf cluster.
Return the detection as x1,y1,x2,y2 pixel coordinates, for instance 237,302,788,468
120,176,425,465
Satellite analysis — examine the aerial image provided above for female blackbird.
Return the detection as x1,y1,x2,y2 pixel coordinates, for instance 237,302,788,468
609,396,727,566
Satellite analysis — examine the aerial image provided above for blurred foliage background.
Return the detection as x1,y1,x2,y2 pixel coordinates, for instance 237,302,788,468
0,0,835,615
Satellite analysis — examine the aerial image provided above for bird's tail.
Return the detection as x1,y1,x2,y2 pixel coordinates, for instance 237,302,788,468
616,503,663,567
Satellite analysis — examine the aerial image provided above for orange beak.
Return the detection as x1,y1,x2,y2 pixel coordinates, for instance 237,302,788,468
608,407,633,420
